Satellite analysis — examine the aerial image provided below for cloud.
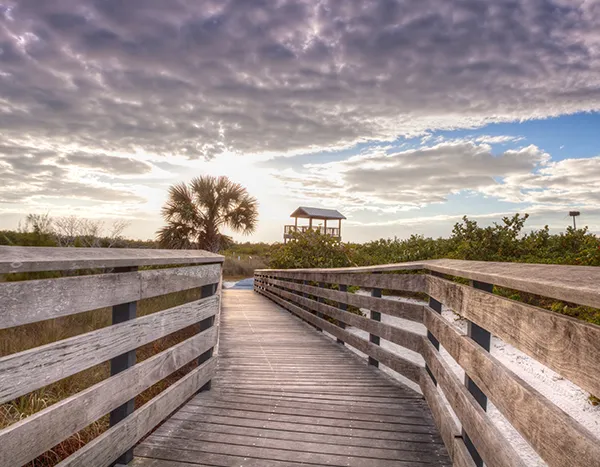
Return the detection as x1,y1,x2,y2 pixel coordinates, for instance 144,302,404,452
0,0,599,165
59,153,153,174
275,141,550,209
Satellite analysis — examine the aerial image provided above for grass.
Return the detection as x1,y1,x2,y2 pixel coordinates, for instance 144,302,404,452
0,286,204,466
222,255,267,279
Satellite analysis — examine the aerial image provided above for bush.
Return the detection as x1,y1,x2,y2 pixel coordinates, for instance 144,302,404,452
269,230,353,269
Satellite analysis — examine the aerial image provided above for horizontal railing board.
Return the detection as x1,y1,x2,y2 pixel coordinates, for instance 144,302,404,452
453,439,478,467
262,282,423,354
0,246,224,274
418,369,460,460
424,307,600,467
257,288,421,384
261,277,424,322
256,271,426,293
427,275,600,398
0,327,218,467
421,341,526,467
258,259,600,309
56,358,217,467
0,264,222,329
0,295,219,404
419,369,477,467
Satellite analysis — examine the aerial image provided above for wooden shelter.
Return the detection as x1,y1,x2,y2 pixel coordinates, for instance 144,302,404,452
284,206,346,243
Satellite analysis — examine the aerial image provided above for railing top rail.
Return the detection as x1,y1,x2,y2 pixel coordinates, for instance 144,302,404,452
0,246,224,273
257,259,600,308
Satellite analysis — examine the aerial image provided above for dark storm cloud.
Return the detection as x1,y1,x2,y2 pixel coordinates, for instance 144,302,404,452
0,0,599,166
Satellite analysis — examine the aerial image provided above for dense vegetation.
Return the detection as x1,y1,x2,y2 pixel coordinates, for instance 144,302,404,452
270,214,600,326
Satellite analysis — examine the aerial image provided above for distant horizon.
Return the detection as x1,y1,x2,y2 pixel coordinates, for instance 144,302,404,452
2,2,600,243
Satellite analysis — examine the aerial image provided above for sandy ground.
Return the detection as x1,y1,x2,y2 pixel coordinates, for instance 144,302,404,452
323,290,600,467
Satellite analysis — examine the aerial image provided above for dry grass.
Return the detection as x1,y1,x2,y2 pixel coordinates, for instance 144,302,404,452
222,255,267,279
0,287,203,466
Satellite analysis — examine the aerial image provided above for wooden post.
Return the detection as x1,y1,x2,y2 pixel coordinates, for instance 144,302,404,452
426,272,443,385
197,283,217,392
309,217,313,230
462,280,493,467
337,284,347,345
324,219,327,236
315,282,326,331
110,266,138,465
338,218,342,239
369,277,382,367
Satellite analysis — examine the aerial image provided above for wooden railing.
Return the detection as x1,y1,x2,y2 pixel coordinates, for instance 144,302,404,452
284,225,340,237
255,260,600,467
0,246,223,467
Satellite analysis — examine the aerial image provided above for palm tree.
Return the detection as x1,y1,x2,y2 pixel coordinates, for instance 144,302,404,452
157,176,258,252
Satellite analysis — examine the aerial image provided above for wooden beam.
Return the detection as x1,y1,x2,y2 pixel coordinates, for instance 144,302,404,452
0,246,223,274
0,328,217,467
256,276,424,322
426,274,600,397
0,295,219,404
0,264,221,329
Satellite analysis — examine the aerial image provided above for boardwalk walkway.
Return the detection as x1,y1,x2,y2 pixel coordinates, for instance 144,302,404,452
132,290,450,466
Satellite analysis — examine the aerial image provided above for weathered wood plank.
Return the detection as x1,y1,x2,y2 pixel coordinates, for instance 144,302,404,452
258,259,600,308
134,290,450,467
421,340,526,467
0,264,221,329
419,368,460,460
257,271,426,293
0,246,223,274
263,282,423,353
424,307,600,467
0,327,218,467
258,288,422,383
0,295,219,403
56,358,217,467
427,275,600,398
263,276,425,322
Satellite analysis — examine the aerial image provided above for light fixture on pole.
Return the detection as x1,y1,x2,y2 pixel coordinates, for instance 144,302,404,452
569,211,580,229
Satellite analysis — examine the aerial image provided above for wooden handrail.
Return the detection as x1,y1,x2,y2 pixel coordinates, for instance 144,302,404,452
0,246,223,273
0,246,223,467
255,261,600,467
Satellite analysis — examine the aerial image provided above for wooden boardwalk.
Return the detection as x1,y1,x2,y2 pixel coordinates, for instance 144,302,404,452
132,290,450,467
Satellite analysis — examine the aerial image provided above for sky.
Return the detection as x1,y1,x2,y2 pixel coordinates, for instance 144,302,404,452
1,0,600,243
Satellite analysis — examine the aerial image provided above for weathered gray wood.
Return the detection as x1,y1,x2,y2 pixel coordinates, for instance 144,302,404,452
424,307,600,467
258,288,422,383
419,368,460,460
453,439,478,467
263,283,423,353
257,271,426,293
259,259,600,308
0,264,221,329
427,275,600,398
134,290,449,467
0,327,218,467
56,358,217,467
263,276,425,322
0,246,223,274
0,295,219,404
421,340,526,467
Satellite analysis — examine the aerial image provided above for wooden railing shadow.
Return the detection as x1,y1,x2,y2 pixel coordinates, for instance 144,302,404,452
255,260,600,467
0,246,223,467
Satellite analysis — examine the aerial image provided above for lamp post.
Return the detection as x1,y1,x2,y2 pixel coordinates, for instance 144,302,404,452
569,211,580,229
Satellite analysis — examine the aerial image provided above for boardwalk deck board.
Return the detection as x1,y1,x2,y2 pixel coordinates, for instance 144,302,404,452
132,290,450,466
